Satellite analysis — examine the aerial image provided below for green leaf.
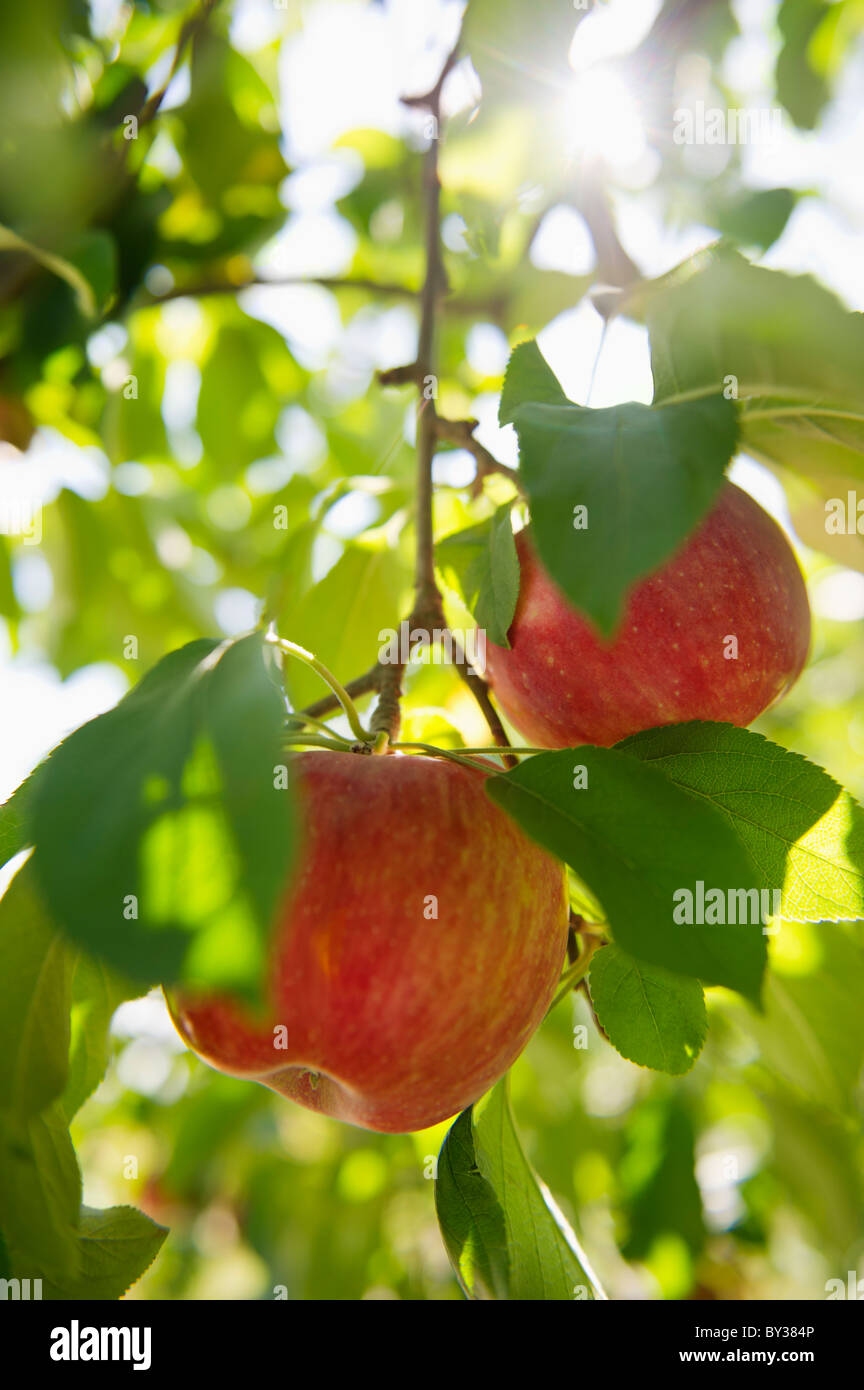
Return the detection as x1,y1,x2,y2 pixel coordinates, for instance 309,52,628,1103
201,633,297,932
436,505,519,647
64,230,118,317
0,1103,81,1281
0,855,139,1127
0,1104,164,1297
776,0,832,129
0,1114,166,1297
648,250,864,484
499,341,737,634
30,639,216,983
456,192,503,261
0,770,38,871
588,945,707,1075
508,268,594,336
63,953,140,1123
620,1100,706,1263
727,924,864,1117
0,535,20,624
462,0,587,102
499,339,569,423
434,1107,509,1300
159,1073,268,1198
486,748,766,1001
178,32,288,206
619,722,864,924
29,634,295,995
436,1080,603,1300
0,809,162,1298
284,544,409,709
0,865,70,1117
0,224,109,319
711,188,798,252
102,331,169,464
41,1205,167,1300
762,1089,862,1255
197,317,302,478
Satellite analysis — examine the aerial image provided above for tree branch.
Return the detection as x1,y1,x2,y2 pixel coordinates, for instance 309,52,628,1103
577,157,642,322
448,634,517,769
364,45,453,746
146,273,422,306
292,42,513,758
410,92,449,612
434,415,521,496
400,44,461,115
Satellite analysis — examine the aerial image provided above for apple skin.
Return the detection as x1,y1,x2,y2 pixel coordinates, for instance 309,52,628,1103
168,751,568,1134
484,482,811,749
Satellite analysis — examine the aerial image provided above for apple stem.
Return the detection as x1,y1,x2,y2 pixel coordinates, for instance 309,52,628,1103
282,733,358,754
391,741,499,774
447,745,551,757
270,637,371,744
284,712,355,742
547,936,602,1014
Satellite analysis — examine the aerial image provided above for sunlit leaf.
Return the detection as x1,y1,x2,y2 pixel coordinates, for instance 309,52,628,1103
620,722,864,924
436,1080,603,1300
648,250,864,486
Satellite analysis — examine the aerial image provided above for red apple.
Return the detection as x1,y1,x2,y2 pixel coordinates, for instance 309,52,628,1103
168,750,568,1134
484,481,810,748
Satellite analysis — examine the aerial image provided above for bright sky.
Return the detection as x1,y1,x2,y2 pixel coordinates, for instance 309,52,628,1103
1,0,863,803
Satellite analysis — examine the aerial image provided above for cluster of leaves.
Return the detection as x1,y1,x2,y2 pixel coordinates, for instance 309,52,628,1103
0,866,165,1296
0,628,297,1295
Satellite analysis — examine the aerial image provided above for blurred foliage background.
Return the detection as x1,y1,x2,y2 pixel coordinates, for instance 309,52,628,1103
1,0,863,1299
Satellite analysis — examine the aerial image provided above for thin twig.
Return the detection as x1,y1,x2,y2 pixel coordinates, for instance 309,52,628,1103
411,107,449,610
434,415,521,496
448,633,517,768
361,45,454,745
400,43,462,115
397,44,514,756
144,276,504,319
146,274,421,306
137,0,220,129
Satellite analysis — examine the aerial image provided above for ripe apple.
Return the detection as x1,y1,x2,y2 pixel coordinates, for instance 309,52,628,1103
484,481,811,748
168,750,568,1133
